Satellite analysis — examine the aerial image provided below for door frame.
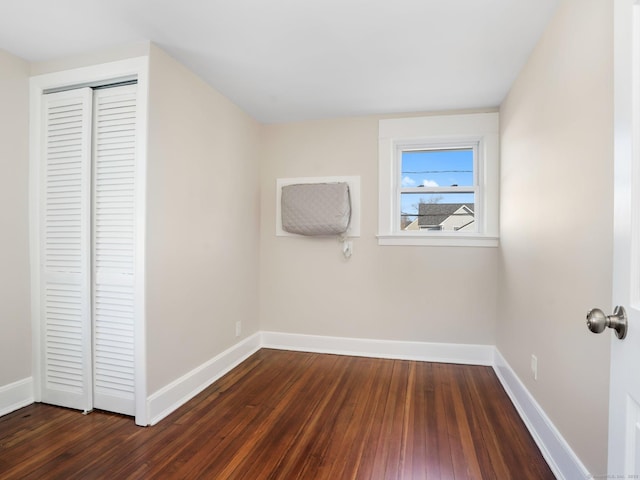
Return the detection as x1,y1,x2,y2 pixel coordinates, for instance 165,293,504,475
29,57,149,426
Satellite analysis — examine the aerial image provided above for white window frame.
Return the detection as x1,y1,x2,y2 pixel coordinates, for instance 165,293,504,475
378,112,499,247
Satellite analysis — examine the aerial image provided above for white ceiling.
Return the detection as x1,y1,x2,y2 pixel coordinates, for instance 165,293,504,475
1,0,559,124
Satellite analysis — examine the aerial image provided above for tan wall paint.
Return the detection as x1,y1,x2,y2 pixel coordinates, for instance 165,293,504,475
498,0,613,473
260,117,498,344
146,45,261,394
0,50,31,385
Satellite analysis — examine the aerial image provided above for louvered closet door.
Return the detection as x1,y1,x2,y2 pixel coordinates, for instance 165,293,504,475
92,85,138,416
40,88,93,412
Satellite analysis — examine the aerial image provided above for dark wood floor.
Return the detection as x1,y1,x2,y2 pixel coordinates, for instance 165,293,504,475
0,349,555,479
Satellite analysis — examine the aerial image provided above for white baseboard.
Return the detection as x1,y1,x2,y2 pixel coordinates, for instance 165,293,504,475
142,330,587,480
493,349,588,480
145,331,493,426
261,331,495,365
0,377,34,417
262,332,588,479
146,333,261,425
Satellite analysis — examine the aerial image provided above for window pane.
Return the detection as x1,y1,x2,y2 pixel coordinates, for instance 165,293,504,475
400,192,475,232
401,148,473,188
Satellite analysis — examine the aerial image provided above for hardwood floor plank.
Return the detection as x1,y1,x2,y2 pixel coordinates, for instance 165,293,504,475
404,361,429,480
322,357,383,480
421,362,444,480
433,363,457,479
462,367,512,479
0,349,555,479
350,358,397,480
398,361,419,480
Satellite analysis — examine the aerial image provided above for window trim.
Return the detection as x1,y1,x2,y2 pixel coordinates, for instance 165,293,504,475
378,112,499,247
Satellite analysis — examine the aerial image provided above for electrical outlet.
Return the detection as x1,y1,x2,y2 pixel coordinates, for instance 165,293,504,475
531,354,538,381
235,321,241,337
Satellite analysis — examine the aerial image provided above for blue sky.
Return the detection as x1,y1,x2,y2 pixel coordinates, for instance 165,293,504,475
401,148,473,188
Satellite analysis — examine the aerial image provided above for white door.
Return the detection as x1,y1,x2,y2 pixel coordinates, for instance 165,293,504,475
92,85,138,416
607,0,640,475
40,88,94,412
39,84,138,417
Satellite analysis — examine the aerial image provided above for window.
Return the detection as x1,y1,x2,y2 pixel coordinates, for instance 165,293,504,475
399,146,477,232
378,113,499,247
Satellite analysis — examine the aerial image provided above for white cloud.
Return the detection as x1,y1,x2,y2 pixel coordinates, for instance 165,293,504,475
401,176,416,187
423,179,439,187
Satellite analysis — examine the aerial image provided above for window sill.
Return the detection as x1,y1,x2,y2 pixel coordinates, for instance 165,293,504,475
376,234,499,247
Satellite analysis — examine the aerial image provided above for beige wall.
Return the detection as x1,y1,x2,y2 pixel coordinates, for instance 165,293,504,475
146,45,262,394
260,117,498,344
0,50,31,385
498,0,613,473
